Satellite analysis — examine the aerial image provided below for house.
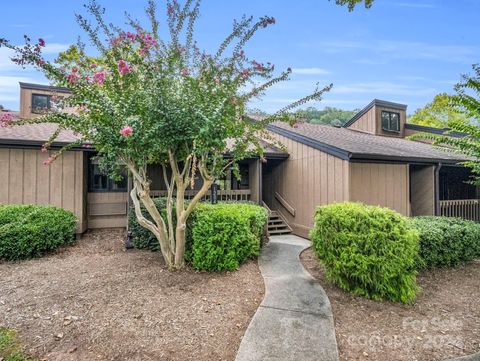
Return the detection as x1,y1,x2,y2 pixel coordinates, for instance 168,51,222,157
0,83,478,237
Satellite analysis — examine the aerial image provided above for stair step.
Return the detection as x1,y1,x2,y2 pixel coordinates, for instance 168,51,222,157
269,229,292,235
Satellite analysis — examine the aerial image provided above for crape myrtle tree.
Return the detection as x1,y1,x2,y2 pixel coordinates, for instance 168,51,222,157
0,0,331,269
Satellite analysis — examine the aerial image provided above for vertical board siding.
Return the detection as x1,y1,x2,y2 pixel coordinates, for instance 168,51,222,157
348,106,376,134
350,162,410,216
410,165,435,216
0,148,86,232
265,132,350,238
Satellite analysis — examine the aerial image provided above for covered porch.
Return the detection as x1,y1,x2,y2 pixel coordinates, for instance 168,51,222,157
410,164,480,222
146,158,263,203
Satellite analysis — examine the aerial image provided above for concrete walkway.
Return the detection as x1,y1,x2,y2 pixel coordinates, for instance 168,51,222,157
236,235,339,361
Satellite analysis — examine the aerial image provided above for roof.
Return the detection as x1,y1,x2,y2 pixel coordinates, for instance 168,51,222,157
343,99,407,128
19,82,71,94
268,121,465,164
0,122,81,148
405,123,467,138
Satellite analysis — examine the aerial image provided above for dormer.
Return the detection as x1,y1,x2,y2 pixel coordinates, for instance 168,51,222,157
19,82,72,119
343,99,407,138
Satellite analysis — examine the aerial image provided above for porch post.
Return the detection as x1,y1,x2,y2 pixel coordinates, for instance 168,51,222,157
248,158,262,204
434,163,442,216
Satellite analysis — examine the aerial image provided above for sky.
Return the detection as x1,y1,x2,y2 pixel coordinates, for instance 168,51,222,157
1,0,479,114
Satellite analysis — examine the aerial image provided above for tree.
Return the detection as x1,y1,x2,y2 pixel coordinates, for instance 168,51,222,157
295,106,357,126
0,0,331,269
409,65,480,184
333,0,374,11
408,93,472,128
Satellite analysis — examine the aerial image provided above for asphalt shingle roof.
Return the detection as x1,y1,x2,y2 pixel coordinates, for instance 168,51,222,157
268,121,465,164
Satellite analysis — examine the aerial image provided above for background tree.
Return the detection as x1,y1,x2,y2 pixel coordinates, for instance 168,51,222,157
408,93,472,128
333,0,374,11
0,0,330,269
295,106,357,126
409,65,480,184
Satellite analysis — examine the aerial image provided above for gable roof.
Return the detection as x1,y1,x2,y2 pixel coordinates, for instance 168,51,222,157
343,99,407,128
0,122,81,148
19,82,71,94
268,121,465,164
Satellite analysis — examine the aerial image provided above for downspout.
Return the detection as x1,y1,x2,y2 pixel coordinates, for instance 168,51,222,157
434,162,442,216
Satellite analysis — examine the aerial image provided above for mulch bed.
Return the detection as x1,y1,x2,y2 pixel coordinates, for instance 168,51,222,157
300,248,480,361
0,229,264,361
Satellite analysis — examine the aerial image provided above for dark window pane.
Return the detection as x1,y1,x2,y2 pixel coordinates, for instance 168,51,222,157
88,157,128,192
32,94,50,113
381,111,390,130
390,113,400,131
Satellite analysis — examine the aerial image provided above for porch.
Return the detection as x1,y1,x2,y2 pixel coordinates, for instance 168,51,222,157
410,164,480,222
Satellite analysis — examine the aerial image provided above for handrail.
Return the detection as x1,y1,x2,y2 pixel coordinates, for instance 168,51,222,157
274,191,296,217
440,199,480,222
149,189,251,202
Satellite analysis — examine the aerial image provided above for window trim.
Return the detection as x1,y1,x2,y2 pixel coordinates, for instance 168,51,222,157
31,93,51,114
381,110,401,133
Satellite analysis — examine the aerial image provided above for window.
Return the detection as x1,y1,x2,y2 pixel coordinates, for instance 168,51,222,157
381,111,400,132
88,157,128,192
31,94,50,114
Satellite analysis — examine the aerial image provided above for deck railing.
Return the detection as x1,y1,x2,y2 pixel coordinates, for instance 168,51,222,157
440,199,480,222
149,189,251,202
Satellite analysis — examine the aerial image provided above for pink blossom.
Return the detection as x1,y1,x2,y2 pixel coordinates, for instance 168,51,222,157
67,73,80,84
119,126,133,137
38,38,45,47
287,67,292,73
72,67,78,73
43,155,55,166
91,63,97,68
167,4,174,15
0,112,13,127
117,60,130,75
214,77,221,86
239,50,245,58
240,70,250,78
35,59,45,66
41,146,48,153
125,32,136,40
180,67,189,76
93,71,107,85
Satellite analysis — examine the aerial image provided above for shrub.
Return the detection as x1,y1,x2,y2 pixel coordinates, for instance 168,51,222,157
0,205,77,261
309,202,420,303
127,197,179,251
187,203,268,271
410,216,480,268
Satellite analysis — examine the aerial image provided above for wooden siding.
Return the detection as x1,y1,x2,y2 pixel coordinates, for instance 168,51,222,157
20,87,75,119
264,133,350,238
349,162,410,216
410,165,435,216
0,148,87,232
347,105,407,138
87,192,128,229
348,106,376,134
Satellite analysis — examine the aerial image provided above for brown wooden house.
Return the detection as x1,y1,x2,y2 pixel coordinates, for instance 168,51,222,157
0,83,477,237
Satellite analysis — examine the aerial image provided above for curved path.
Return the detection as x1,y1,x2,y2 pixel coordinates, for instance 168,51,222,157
236,235,339,361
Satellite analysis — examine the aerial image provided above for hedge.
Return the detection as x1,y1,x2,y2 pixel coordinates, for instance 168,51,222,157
0,205,77,261
309,202,420,303
128,200,268,271
410,216,480,268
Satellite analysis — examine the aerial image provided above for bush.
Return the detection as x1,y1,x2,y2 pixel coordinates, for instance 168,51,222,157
129,200,268,271
127,197,175,251
0,205,77,261
187,203,268,271
410,216,480,268
309,202,420,303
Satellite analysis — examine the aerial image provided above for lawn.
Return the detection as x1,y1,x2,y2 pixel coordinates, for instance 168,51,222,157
301,248,480,361
0,229,264,361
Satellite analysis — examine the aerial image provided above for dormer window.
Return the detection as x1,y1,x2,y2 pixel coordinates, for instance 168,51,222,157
381,111,400,132
31,93,50,114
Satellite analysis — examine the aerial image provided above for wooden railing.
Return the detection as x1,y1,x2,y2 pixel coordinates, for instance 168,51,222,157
149,189,251,202
440,199,480,222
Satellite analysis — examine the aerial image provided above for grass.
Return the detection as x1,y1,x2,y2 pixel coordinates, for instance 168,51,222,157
0,327,33,361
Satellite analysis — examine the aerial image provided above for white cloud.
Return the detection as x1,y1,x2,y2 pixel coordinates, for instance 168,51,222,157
292,67,331,75
332,81,436,97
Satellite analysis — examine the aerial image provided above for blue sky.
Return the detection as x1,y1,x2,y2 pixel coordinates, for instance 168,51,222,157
1,0,479,114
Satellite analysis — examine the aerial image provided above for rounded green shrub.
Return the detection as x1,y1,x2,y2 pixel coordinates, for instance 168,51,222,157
410,216,480,268
187,203,268,271
0,205,77,261
309,202,420,303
